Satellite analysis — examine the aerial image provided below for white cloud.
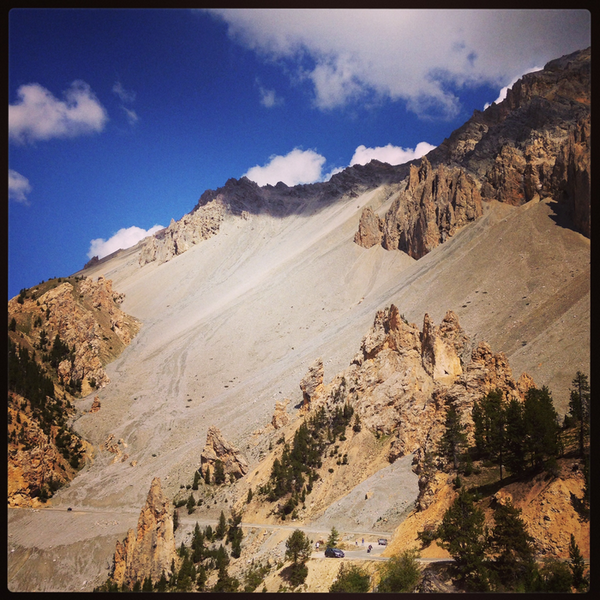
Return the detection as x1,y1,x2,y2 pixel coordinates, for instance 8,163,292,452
88,225,164,259
484,66,544,109
112,81,136,103
259,86,283,108
8,169,32,205
350,141,436,167
243,148,326,186
9,81,108,144
207,8,590,117
121,106,140,125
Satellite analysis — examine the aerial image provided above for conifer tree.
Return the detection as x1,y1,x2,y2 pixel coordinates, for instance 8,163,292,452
215,510,227,540
568,371,590,458
489,500,535,588
569,533,587,592
438,400,467,470
326,526,340,548
523,387,560,468
436,488,489,591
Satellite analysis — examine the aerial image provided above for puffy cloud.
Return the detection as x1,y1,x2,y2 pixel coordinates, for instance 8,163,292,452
9,81,108,144
88,224,164,259
350,141,436,167
243,148,326,186
8,169,32,205
208,9,590,117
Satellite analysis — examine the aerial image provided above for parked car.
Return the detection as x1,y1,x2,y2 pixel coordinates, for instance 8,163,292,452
325,547,345,558
378,538,388,545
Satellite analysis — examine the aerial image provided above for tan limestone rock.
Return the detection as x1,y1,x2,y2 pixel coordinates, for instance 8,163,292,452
271,399,290,429
112,477,176,588
299,358,324,408
354,206,383,248
200,426,249,480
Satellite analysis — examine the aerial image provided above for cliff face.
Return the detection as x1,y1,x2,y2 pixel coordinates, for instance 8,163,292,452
328,305,532,464
7,391,92,508
379,159,483,259
112,478,177,588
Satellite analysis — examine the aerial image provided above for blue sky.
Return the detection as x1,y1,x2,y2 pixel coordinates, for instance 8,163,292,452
8,8,590,299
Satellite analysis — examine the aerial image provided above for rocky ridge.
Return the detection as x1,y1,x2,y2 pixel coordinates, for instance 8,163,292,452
136,48,589,269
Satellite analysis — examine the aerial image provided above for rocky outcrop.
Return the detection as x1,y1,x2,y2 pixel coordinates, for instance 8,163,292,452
432,48,590,219
314,305,532,475
8,276,140,396
112,478,176,588
90,397,101,413
199,426,249,480
271,399,291,429
7,392,90,508
7,276,139,506
377,158,483,259
354,206,383,248
299,358,324,408
139,198,225,266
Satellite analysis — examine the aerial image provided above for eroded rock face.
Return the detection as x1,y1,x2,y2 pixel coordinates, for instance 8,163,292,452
8,277,140,395
7,392,91,508
199,426,249,480
354,206,383,248
378,158,483,259
552,115,591,237
309,305,533,492
112,478,176,588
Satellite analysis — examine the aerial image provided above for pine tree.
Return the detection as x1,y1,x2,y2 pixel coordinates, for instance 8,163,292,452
186,493,196,514
568,534,587,592
436,488,489,591
214,460,226,484
438,400,467,470
285,529,312,565
489,500,535,588
504,397,527,476
523,387,560,469
326,526,339,548
568,372,590,458
472,390,507,479
215,510,227,540
376,548,421,592
192,470,201,490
